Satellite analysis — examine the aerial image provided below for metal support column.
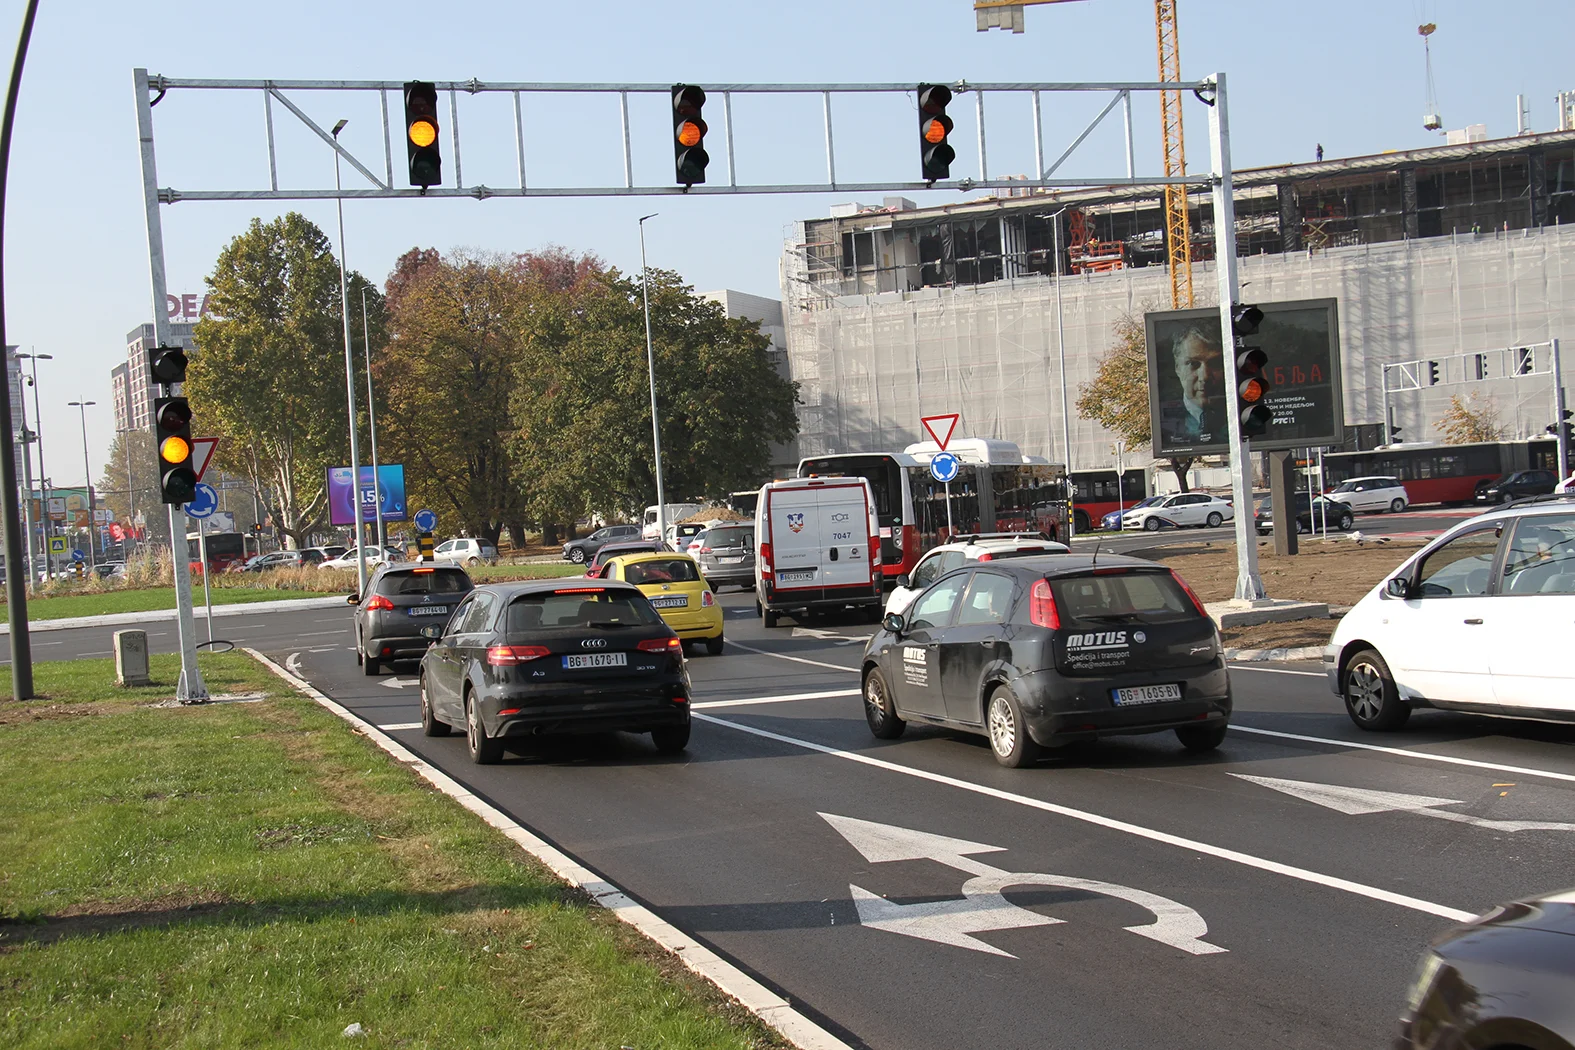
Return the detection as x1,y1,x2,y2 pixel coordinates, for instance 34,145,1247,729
1554,337,1569,474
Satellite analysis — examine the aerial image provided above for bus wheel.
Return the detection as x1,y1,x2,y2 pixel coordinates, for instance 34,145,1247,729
1073,510,1090,534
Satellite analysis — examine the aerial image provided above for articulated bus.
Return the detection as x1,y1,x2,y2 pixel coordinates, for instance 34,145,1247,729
1067,469,1149,533
797,439,1068,582
185,530,248,574
1322,438,1561,506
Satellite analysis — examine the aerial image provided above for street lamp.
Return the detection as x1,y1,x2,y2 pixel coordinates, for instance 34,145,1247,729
331,118,367,593
18,351,51,577
67,399,97,571
638,213,669,547
359,285,385,549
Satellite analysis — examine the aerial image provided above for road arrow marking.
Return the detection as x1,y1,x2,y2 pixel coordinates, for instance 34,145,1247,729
382,678,416,690
1232,773,1575,833
822,812,1226,958
791,626,866,646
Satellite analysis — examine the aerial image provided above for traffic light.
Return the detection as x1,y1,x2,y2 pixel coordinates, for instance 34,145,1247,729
155,396,197,504
671,85,709,187
403,81,441,191
1554,408,1575,444
1232,303,1272,438
147,345,187,387
918,84,955,183
1426,361,1440,386
1515,347,1535,376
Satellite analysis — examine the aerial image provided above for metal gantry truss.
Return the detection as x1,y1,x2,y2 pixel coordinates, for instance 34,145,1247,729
134,68,1266,701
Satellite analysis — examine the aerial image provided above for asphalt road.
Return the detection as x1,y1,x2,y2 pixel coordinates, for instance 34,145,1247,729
24,590,1561,1049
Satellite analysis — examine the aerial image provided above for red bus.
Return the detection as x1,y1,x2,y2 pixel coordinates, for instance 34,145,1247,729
186,530,248,574
1068,469,1149,533
797,440,1067,582
1322,439,1561,506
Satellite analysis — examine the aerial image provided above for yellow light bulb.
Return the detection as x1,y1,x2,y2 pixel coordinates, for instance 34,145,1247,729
409,120,437,148
160,435,191,464
677,121,703,147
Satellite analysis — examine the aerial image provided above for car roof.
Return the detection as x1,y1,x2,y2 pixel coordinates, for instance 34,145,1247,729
966,553,1161,577
606,551,699,566
473,578,645,597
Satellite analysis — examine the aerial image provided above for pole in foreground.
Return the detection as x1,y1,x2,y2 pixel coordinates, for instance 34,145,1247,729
332,118,367,593
68,400,97,571
638,214,669,548
360,286,385,549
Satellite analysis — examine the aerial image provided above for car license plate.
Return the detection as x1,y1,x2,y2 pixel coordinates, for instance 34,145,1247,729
649,596,688,609
408,606,449,616
1112,683,1182,705
719,556,743,564
778,570,815,584
562,652,628,669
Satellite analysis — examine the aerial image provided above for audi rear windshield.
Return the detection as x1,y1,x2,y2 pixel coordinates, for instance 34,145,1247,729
376,568,472,596
505,589,663,635
1051,571,1198,626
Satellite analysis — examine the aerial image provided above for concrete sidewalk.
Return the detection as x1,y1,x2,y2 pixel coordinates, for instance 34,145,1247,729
0,594,347,636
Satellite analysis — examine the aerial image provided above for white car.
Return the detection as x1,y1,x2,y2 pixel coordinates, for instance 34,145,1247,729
1557,472,1575,494
318,546,402,571
432,537,498,567
1325,497,1575,731
886,533,1071,616
1121,492,1234,532
1323,475,1409,514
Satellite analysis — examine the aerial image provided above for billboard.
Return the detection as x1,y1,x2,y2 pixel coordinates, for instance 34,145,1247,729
1145,298,1344,457
327,464,408,526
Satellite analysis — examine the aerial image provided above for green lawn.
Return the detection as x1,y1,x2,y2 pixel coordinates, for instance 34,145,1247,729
469,563,586,581
0,653,785,1050
2,586,341,624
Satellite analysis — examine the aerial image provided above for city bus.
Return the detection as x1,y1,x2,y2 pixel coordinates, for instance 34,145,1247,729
1322,438,1561,506
186,530,248,574
1067,469,1149,533
797,439,1068,582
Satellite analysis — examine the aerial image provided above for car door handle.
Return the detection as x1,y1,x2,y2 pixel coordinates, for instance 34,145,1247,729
1464,618,1484,625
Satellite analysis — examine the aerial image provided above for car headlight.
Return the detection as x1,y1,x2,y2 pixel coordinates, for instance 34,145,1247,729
1403,951,1445,1013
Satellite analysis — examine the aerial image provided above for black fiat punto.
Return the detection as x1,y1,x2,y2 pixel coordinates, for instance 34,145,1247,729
860,554,1230,767
417,580,691,764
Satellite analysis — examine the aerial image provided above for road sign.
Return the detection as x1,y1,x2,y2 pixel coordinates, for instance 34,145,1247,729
47,536,66,555
413,508,437,533
70,548,86,563
921,413,960,451
182,482,219,520
191,437,219,482
929,451,960,483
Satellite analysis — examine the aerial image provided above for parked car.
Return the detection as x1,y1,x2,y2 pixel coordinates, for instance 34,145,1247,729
433,537,499,567
301,545,345,563
349,562,474,675
1396,885,1575,1049
239,550,303,572
1121,492,1234,531
694,522,756,591
754,477,882,627
862,553,1228,767
1101,495,1161,531
93,562,126,579
664,520,715,553
601,551,724,655
562,524,641,565
1254,492,1355,535
886,533,1070,617
1323,475,1409,514
416,579,691,763
319,546,403,572
1325,493,1575,730
589,538,671,572
1473,468,1559,504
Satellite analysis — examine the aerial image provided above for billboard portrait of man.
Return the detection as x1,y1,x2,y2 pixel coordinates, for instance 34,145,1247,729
1145,309,1230,455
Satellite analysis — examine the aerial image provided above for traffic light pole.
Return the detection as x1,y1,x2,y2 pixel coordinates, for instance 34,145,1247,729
135,67,207,703
1205,73,1265,603
1553,337,1569,475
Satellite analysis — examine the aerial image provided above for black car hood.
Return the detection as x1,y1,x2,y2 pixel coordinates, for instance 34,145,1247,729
1462,890,1575,938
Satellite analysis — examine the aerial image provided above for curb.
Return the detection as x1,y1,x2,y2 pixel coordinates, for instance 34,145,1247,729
1224,645,1325,662
2,595,347,636
245,648,854,1050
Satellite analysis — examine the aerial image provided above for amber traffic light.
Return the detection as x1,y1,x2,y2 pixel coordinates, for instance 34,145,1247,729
155,396,197,504
672,84,709,187
1232,304,1272,438
918,84,955,183
404,81,441,191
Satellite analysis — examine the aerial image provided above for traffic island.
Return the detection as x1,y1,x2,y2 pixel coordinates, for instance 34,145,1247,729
1204,597,1330,630
0,653,787,1050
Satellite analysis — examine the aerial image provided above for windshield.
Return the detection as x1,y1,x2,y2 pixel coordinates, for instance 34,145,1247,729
1331,481,1358,493
1129,496,1161,510
504,589,662,635
376,568,472,596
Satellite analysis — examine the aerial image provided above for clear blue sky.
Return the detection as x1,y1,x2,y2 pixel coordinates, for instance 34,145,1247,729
5,0,1569,485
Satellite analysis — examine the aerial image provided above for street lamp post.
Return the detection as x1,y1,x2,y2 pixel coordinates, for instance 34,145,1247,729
359,286,385,549
638,213,669,547
16,392,34,590
67,399,96,571
331,119,367,593
18,352,50,576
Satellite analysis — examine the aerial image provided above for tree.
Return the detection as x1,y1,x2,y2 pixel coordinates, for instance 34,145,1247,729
1076,310,1195,491
1435,392,1505,444
187,213,379,548
97,429,167,547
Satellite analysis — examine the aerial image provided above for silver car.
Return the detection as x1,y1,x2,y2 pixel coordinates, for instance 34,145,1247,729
694,523,755,590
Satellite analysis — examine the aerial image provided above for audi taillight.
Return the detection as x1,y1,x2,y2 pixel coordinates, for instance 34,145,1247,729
487,645,550,666
1172,571,1210,618
363,595,394,611
1029,579,1060,629
700,590,715,607
637,637,682,653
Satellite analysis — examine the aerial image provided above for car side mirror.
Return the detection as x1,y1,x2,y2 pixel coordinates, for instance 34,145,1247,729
419,624,444,642
883,612,906,635
1385,577,1412,599
895,574,911,589
346,594,360,606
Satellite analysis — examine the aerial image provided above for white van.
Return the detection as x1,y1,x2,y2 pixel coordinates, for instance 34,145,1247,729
642,503,705,539
754,477,882,628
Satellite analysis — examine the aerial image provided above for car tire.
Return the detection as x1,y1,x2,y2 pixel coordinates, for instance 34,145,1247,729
652,723,691,754
568,548,586,564
1143,517,1162,532
1294,519,1307,535
420,675,451,737
986,686,1040,768
763,608,780,628
1338,513,1353,531
1390,498,1406,513
863,668,906,740
704,635,725,656
466,556,480,568
1343,648,1410,731
362,637,380,676
1205,511,1223,528
465,692,505,764
1175,722,1228,752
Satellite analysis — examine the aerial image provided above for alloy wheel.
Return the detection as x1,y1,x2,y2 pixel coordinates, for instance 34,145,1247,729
988,694,1016,757
1346,662,1385,722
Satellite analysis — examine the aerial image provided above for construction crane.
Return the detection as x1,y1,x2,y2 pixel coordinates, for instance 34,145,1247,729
976,0,1195,307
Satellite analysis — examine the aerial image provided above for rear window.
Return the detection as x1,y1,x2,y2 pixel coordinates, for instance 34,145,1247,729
1051,571,1198,625
377,568,472,596
980,546,1058,560
505,589,663,634
706,527,753,547
624,558,700,584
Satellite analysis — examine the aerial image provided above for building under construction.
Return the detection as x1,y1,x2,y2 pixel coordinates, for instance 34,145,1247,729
779,129,1575,480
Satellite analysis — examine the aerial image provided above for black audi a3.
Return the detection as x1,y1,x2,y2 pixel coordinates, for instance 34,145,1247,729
417,580,691,764
860,554,1230,767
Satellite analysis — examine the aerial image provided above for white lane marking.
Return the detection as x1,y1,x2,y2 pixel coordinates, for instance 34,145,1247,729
308,646,339,653
81,650,112,656
1230,725,1575,785
1228,665,1323,677
1232,773,1575,833
694,713,1475,923
382,678,415,690
285,652,302,676
245,649,852,1050
376,722,423,731
824,813,1224,957
726,638,859,674
693,688,860,710
32,640,63,646
791,626,868,646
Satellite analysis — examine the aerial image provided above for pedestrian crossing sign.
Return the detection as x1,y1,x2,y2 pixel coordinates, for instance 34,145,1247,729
47,536,66,554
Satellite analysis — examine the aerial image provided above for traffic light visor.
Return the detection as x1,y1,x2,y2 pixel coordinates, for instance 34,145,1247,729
149,346,188,385
160,435,191,464
676,120,704,147
673,85,706,115
409,119,437,148
157,400,192,432
919,85,952,114
1232,304,1264,337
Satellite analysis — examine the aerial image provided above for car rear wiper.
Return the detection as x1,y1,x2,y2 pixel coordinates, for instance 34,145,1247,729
1080,613,1142,624
586,620,633,629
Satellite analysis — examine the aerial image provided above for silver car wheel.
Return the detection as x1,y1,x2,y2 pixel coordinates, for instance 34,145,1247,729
466,699,480,752
1346,662,1385,722
988,694,1017,757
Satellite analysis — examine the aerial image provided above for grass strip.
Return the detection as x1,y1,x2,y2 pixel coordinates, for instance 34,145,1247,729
0,653,785,1049
0,586,340,624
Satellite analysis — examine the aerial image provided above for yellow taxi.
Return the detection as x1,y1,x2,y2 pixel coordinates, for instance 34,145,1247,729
599,551,725,655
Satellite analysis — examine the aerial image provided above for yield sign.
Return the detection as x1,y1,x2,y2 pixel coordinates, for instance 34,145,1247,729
920,413,960,451
191,437,219,481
